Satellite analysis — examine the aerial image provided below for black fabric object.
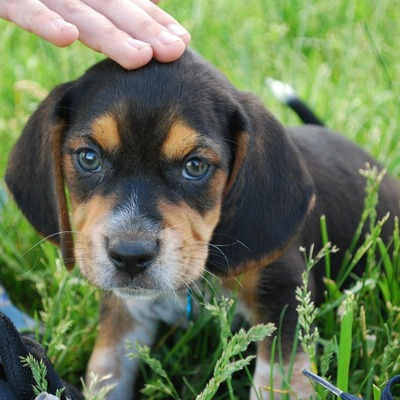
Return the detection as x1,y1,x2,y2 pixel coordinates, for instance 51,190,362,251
0,311,84,400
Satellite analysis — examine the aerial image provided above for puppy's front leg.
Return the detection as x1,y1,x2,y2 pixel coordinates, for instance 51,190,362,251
231,255,315,400
251,346,312,400
249,284,314,400
87,294,160,399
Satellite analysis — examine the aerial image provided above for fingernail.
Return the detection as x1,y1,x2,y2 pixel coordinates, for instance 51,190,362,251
54,18,75,31
159,30,181,45
167,24,189,37
127,38,151,50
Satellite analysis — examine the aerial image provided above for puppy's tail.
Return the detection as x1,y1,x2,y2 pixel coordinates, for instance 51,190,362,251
266,78,324,126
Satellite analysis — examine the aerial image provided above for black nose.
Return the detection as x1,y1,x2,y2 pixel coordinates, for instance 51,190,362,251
107,238,158,278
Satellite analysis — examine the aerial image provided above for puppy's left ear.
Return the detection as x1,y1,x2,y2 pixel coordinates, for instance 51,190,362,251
208,92,315,276
5,83,75,270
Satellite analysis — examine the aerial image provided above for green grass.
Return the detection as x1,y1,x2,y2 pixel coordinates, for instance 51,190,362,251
1,0,400,398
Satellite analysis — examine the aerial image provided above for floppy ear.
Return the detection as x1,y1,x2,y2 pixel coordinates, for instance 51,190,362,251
5,83,75,270
208,92,315,276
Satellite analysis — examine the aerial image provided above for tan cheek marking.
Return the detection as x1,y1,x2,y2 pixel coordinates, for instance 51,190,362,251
71,194,116,234
157,168,227,282
161,120,200,161
62,146,116,219
160,201,219,243
62,154,115,271
91,113,121,152
158,168,227,242
158,200,223,278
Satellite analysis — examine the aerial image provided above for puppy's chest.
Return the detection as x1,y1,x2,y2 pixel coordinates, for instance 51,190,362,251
123,294,189,327
122,287,253,330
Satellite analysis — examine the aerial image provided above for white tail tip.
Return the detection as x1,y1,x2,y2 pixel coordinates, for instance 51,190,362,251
265,77,297,103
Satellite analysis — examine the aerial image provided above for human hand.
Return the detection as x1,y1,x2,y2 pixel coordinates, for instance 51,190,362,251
0,0,190,69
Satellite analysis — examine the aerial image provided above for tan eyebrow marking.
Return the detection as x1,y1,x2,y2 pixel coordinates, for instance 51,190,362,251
161,120,201,161
90,113,121,152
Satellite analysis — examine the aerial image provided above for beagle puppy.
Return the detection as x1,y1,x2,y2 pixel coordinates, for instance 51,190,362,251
5,49,400,399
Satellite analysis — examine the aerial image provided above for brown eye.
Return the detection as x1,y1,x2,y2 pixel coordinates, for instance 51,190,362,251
182,157,210,180
76,149,101,172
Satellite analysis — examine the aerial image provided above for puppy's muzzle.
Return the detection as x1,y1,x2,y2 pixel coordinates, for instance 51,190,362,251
106,237,159,279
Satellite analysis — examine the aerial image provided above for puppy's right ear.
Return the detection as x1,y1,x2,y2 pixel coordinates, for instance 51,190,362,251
208,92,315,277
5,82,75,269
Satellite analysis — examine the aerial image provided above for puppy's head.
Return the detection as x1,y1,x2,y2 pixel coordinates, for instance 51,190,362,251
6,50,314,296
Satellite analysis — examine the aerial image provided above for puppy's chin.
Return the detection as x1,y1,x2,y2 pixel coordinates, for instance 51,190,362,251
113,287,177,301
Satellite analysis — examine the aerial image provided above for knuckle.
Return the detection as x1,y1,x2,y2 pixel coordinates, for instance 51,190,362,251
138,16,159,33
57,0,84,14
102,22,118,36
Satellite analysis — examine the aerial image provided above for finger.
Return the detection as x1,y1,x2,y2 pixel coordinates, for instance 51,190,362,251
78,18,155,70
41,0,154,69
81,0,189,63
0,0,79,47
130,0,191,46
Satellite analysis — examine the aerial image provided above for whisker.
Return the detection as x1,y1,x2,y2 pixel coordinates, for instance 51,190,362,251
208,232,251,252
22,230,87,256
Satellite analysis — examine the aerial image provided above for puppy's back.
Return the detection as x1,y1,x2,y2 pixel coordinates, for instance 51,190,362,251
288,125,400,287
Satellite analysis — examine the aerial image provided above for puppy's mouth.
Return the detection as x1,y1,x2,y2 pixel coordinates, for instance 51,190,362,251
113,287,175,300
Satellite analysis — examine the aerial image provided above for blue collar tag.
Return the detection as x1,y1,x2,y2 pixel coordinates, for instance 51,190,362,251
186,289,192,320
